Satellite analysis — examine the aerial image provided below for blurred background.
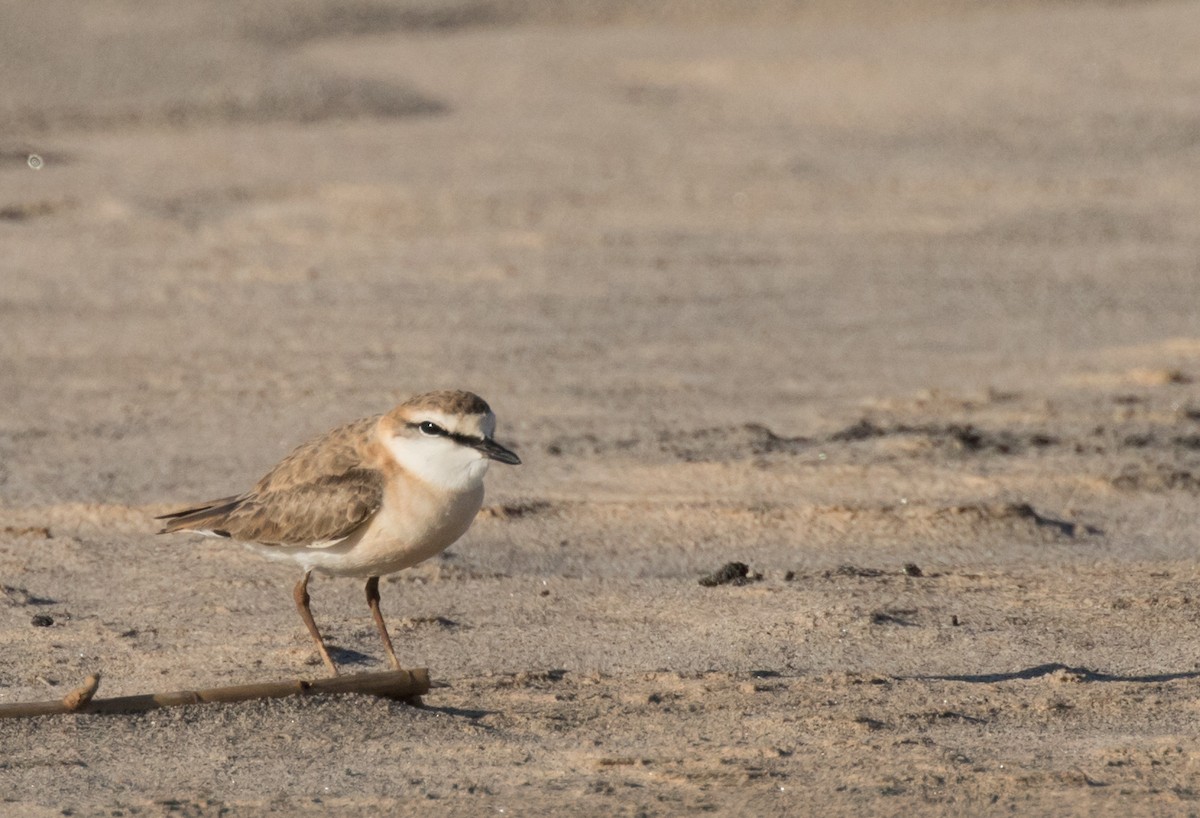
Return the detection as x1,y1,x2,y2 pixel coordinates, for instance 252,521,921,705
3,0,1197,507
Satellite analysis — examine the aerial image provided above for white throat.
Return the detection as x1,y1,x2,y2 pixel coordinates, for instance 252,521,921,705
386,435,490,492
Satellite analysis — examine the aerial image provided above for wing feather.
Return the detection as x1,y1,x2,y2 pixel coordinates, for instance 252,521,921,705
157,415,385,547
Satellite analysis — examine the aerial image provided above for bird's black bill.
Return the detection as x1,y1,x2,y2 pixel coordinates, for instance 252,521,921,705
474,437,521,465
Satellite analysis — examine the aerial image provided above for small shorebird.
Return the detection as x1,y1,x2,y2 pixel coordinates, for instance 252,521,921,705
157,390,520,675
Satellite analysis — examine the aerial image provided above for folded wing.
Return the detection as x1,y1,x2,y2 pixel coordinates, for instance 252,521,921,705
156,415,385,548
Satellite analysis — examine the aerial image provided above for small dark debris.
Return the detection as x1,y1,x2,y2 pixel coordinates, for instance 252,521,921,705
951,615,961,627
829,419,887,442
827,420,1052,454
2,585,56,606
827,564,886,579
741,423,811,455
871,609,917,626
945,424,1020,453
784,570,796,581
31,614,54,627
903,563,923,577
547,423,809,462
854,715,889,731
661,423,809,461
1011,503,1101,537
926,423,1044,454
539,589,550,597
930,710,988,725
1112,466,1200,492
400,616,459,629
543,433,603,458
481,500,553,519
0,201,63,221
698,562,761,587
1,525,51,539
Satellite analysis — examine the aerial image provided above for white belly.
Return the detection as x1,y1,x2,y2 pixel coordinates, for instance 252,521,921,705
244,482,485,577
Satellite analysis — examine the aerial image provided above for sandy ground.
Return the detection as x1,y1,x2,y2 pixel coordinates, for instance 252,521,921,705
2,0,1200,814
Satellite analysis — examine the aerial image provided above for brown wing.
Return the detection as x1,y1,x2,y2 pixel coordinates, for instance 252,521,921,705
157,415,385,547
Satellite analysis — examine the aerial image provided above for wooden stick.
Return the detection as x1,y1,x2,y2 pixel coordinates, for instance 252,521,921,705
0,668,430,720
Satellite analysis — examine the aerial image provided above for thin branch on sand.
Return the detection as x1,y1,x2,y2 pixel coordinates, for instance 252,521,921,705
0,668,430,719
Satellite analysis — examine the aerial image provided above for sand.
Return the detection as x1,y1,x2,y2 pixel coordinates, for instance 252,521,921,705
2,0,1200,814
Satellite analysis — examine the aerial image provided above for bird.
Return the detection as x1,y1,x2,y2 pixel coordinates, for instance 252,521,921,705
156,390,521,676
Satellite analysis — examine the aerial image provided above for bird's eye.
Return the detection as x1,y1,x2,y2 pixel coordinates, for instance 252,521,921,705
418,421,446,436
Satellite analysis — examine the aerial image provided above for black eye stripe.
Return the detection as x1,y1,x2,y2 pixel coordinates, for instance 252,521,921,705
407,420,485,448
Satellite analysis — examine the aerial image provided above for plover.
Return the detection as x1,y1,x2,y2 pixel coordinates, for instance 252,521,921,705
157,390,521,675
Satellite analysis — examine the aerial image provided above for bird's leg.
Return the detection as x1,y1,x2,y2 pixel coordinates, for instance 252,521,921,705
293,570,338,676
365,575,402,670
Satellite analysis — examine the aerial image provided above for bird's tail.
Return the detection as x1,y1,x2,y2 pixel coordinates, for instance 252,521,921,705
154,496,242,536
